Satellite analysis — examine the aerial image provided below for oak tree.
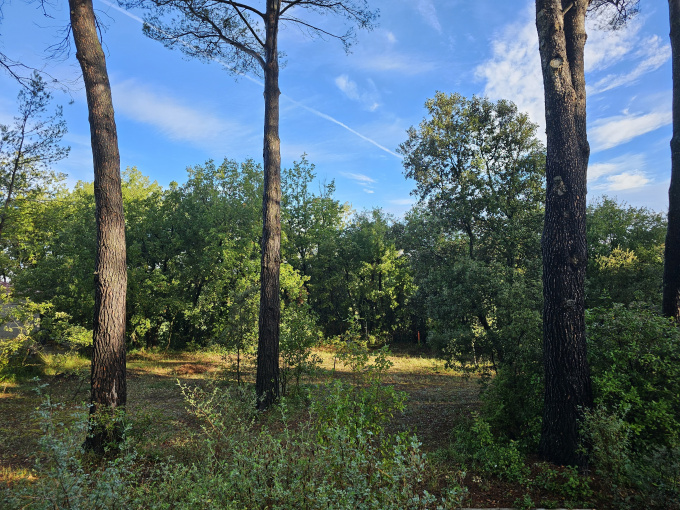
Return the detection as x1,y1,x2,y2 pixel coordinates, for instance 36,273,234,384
399,93,545,370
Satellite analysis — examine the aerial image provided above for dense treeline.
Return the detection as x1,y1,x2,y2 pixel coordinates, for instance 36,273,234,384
6,158,414,352
1,91,677,508
3,98,668,366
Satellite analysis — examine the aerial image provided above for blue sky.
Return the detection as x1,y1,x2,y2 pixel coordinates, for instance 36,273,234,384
0,0,673,216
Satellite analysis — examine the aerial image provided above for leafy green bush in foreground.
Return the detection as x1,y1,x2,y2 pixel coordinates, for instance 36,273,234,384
3,361,466,509
135,381,464,509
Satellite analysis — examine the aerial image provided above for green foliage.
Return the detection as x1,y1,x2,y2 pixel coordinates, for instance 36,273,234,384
399,93,545,368
0,337,42,382
37,311,93,352
479,333,543,450
586,197,665,307
445,413,529,483
587,304,680,450
133,380,463,509
10,158,414,353
280,299,322,395
530,463,592,503
295,201,415,342
581,406,680,509
0,297,49,382
579,305,680,508
2,388,134,509
15,161,264,349
0,73,69,280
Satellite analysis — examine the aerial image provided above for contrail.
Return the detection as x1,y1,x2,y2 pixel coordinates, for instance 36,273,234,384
98,0,402,159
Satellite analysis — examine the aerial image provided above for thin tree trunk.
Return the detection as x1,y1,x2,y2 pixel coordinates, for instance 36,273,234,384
0,118,27,242
536,0,593,467
69,0,127,453
256,0,281,411
664,0,680,321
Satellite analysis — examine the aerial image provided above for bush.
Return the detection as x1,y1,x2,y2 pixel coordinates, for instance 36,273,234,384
0,337,44,382
582,305,680,509
0,298,46,382
133,379,464,509
444,413,529,483
479,324,543,450
37,311,93,352
2,386,134,509
586,304,680,451
581,406,680,509
280,299,322,396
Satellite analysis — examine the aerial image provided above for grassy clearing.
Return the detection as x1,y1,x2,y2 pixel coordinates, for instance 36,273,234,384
0,346,615,509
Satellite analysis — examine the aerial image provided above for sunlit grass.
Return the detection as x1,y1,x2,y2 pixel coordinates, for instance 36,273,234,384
0,466,36,484
40,352,90,376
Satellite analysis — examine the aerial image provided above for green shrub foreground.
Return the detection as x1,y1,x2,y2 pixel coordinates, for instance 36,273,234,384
466,303,680,509
3,371,466,509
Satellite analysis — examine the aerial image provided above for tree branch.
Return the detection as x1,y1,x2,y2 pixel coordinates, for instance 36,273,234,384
279,0,306,17
229,2,265,48
157,1,266,68
216,0,264,19
279,16,345,41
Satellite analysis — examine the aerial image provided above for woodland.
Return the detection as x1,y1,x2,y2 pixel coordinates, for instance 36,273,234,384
0,0,679,509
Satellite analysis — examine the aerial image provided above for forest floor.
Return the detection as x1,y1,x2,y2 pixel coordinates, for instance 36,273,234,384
0,345,604,509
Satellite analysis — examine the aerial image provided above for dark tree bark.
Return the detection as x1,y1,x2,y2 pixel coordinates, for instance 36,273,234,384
536,0,593,467
664,0,680,321
256,0,282,410
69,0,128,452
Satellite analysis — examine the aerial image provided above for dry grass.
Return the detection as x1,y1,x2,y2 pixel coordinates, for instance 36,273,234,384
1,346,496,507
0,346,475,476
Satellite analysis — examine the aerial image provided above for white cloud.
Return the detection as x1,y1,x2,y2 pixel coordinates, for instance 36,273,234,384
415,0,442,33
475,8,545,130
588,153,651,193
341,171,376,185
605,171,650,190
385,31,397,44
584,17,641,73
590,109,672,151
342,172,378,194
112,79,252,150
588,153,645,181
334,74,380,111
335,75,359,100
589,35,671,94
476,5,667,136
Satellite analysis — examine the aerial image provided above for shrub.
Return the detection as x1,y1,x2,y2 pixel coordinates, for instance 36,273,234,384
280,300,322,396
581,405,679,509
37,310,93,352
2,386,134,509
445,413,529,483
479,324,543,450
133,379,464,509
583,305,680,509
586,304,680,451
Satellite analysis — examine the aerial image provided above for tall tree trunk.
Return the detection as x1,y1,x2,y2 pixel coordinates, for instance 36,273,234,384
664,0,680,321
256,0,281,411
536,0,593,467
69,0,128,452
